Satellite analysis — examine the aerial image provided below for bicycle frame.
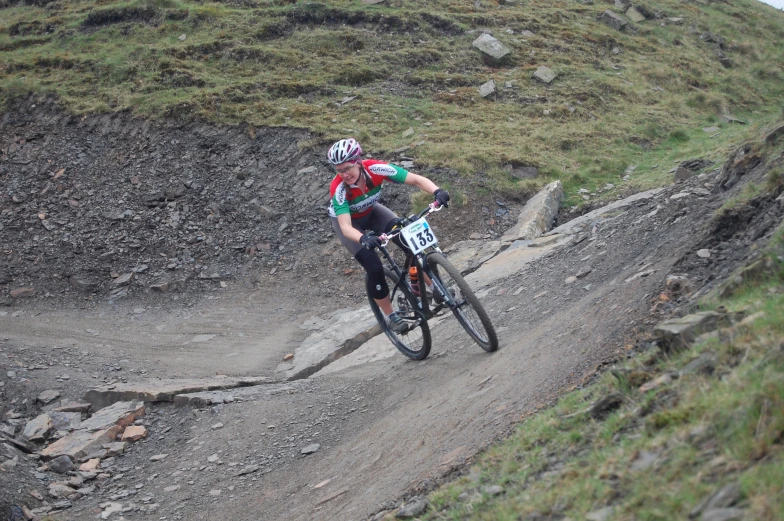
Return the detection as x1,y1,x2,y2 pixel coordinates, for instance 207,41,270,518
374,205,460,319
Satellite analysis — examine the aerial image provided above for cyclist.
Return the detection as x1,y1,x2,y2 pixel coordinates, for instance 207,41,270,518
327,138,450,333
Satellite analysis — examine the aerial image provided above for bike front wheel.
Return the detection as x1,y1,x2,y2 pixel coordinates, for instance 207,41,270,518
427,253,498,352
368,268,432,361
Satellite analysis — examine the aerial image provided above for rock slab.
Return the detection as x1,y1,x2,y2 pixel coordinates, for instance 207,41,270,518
626,6,646,22
77,401,145,432
601,10,628,31
533,66,557,84
654,311,731,353
23,414,54,442
40,425,122,461
277,308,381,381
84,376,273,408
479,79,497,98
472,34,511,64
442,240,502,274
500,180,564,244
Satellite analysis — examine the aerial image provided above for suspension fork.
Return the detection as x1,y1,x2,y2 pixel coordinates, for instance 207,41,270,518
420,253,458,308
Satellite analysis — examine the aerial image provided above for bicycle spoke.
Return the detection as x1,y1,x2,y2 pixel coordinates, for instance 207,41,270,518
367,267,431,361
426,253,498,352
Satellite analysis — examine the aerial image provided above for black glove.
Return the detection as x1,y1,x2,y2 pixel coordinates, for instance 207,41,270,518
359,233,382,250
434,188,450,208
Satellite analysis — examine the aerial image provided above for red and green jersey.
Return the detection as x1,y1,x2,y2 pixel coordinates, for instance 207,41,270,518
328,159,408,219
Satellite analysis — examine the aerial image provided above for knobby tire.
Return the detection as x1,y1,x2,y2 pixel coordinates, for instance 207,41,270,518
367,267,432,361
427,253,499,352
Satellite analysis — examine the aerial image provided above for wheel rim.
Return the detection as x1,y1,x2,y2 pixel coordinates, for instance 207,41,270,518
433,266,491,344
386,285,428,356
368,270,430,360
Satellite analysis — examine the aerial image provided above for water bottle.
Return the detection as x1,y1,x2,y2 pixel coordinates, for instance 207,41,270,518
409,266,420,295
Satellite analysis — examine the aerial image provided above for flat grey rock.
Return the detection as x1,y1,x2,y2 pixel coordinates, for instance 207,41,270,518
84,376,272,408
501,181,564,244
442,240,502,274
548,188,664,237
655,312,730,353
301,443,320,455
276,308,380,381
472,34,511,64
533,66,557,84
586,506,614,521
78,401,144,432
23,414,54,442
479,79,497,98
627,6,646,22
601,10,628,31
397,497,428,518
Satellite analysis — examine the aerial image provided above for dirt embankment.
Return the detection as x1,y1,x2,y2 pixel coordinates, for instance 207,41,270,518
1,97,526,311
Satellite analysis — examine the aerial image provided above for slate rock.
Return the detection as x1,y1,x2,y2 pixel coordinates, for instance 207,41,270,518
654,312,731,353
48,411,81,431
78,401,145,432
601,10,628,31
397,497,428,518
23,414,54,442
484,485,504,496
626,6,646,22
675,167,696,181
479,79,497,98
121,425,147,442
48,483,77,499
10,287,36,299
40,425,123,461
700,508,746,521
691,482,743,518
301,443,320,455
586,506,614,521
764,123,784,145
38,390,61,404
472,34,511,64
533,66,557,84
49,455,75,474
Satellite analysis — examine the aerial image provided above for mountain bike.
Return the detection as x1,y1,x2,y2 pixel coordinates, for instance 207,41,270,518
366,204,498,360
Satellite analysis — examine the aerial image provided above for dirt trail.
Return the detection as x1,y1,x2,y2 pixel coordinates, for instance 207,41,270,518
1,291,309,380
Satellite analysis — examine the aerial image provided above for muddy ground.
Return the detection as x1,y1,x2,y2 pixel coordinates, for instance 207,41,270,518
1,101,783,521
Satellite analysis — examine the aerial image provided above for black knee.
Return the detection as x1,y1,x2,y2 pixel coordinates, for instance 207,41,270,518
355,248,388,299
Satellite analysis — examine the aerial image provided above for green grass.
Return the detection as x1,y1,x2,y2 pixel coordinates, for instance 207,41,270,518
2,0,784,200
398,221,784,521
421,305,784,518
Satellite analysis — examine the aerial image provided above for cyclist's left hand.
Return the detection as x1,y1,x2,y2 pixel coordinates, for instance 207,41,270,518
434,188,450,208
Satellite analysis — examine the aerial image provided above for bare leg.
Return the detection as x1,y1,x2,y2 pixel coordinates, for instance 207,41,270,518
375,296,394,316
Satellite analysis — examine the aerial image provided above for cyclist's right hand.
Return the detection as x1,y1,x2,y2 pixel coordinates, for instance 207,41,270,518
360,234,382,250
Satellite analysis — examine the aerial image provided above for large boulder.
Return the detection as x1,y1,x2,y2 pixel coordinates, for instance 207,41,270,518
500,181,564,244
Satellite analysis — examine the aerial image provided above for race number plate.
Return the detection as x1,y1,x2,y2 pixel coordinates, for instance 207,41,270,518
401,218,437,254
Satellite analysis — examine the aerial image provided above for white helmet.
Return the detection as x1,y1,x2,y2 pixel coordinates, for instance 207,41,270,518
327,138,363,165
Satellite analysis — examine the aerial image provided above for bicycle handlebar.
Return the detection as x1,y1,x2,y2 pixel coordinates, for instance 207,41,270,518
378,202,444,248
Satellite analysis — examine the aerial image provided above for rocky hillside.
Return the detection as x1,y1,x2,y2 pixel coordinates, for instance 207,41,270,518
0,99,447,305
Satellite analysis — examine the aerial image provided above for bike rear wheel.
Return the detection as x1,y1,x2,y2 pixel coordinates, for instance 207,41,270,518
368,268,432,361
427,253,498,352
